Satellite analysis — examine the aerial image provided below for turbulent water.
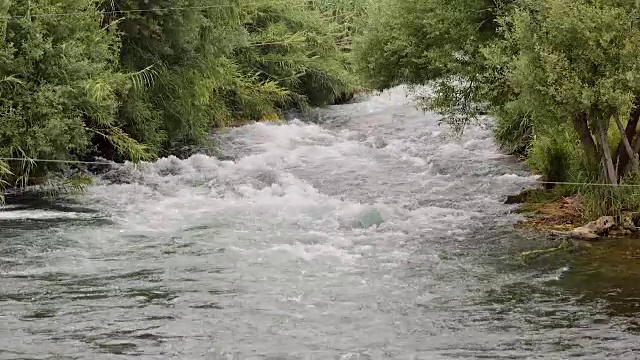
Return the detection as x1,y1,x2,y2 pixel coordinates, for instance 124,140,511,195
2,86,640,359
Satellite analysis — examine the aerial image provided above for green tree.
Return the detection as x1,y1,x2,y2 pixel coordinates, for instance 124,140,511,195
0,0,363,201
355,0,640,185
487,0,640,183
353,0,513,132
101,0,246,156
103,0,355,157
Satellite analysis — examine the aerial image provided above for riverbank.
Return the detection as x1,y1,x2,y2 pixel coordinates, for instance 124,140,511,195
510,187,640,240
0,0,369,201
0,84,374,197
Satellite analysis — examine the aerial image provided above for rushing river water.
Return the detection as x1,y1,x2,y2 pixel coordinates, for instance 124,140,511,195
1,86,640,359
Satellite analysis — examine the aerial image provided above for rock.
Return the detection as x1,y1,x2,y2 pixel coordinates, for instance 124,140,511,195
610,228,634,237
622,214,637,230
505,194,525,205
593,216,616,232
504,191,530,204
350,209,384,229
569,227,600,240
620,213,640,233
569,216,615,240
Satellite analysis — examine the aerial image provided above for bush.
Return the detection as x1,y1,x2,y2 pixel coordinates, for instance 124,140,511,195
526,129,578,187
493,111,533,158
0,0,364,200
0,0,147,189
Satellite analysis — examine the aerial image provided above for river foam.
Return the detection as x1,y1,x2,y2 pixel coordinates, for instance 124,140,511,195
1,86,637,359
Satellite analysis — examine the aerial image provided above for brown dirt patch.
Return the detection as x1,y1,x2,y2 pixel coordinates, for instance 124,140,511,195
515,196,585,232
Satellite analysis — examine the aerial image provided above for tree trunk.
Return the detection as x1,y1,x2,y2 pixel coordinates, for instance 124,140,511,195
595,122,618,184
613,112,638,174
614,105,640,176
572,112,598,159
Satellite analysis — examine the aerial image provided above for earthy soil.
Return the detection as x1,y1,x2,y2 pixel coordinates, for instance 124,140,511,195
512,189,640,239
514,196,585,232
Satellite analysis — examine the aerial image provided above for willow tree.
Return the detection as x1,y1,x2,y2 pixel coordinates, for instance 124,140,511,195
488,0,640,184
355,0,640,185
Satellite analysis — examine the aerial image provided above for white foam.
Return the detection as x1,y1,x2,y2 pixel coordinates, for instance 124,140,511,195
0,204,28,211
268,242,360,263
73,85,528,265
0,209,97,221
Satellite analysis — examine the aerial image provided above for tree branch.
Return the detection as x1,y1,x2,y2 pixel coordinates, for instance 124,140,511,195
572,112,598,159
613,112,638,174
614,103,640,176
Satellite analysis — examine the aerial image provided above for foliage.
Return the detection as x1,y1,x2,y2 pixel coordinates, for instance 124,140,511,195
236,0,357,107
354,0,640,217
488,0,640,213
0,0,147,197
353,0,513,132
493,107,533,157
0,0,361,201
526,129,575,186
308,0,368,51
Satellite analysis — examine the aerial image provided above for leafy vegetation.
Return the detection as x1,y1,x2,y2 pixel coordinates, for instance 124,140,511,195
354,0,640,220
0,0,360,199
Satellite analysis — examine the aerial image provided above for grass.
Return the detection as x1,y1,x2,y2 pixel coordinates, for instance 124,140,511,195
504,110,640,227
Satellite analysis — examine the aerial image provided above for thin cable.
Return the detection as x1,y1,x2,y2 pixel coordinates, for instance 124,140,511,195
0,1,301,20
529,180,640,188
3,157,640,188
0,157,115,165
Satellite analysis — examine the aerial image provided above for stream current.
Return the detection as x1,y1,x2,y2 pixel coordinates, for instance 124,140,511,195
1,86,639,359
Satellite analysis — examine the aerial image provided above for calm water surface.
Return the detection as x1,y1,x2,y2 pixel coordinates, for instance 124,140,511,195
1,86,639,359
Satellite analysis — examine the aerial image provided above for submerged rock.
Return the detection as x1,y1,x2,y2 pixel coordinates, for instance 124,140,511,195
351,209,384,229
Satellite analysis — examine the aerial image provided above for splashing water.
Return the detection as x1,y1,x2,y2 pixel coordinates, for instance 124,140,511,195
1,86,639,359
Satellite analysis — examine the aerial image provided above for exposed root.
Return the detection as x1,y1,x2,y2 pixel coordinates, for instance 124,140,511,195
518,238,573,261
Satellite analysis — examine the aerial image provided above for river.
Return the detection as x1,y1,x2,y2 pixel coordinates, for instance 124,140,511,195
1,86,639,359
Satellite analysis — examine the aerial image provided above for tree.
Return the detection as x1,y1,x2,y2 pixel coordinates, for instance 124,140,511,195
353,0,514,133
0,0,363,200
235,0,356,107
488,0,640,183
100,0,245,156
102,0,355,157
354,0,640,186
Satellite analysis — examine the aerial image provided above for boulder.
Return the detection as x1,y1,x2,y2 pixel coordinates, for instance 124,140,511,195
505,194,525,205
569,227,600,240
569,216,615,240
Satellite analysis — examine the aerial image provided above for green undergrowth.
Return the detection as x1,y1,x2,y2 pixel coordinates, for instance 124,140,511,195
0,0,366,202
503,112,640,222
514,167,640,224
351,0,640,221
